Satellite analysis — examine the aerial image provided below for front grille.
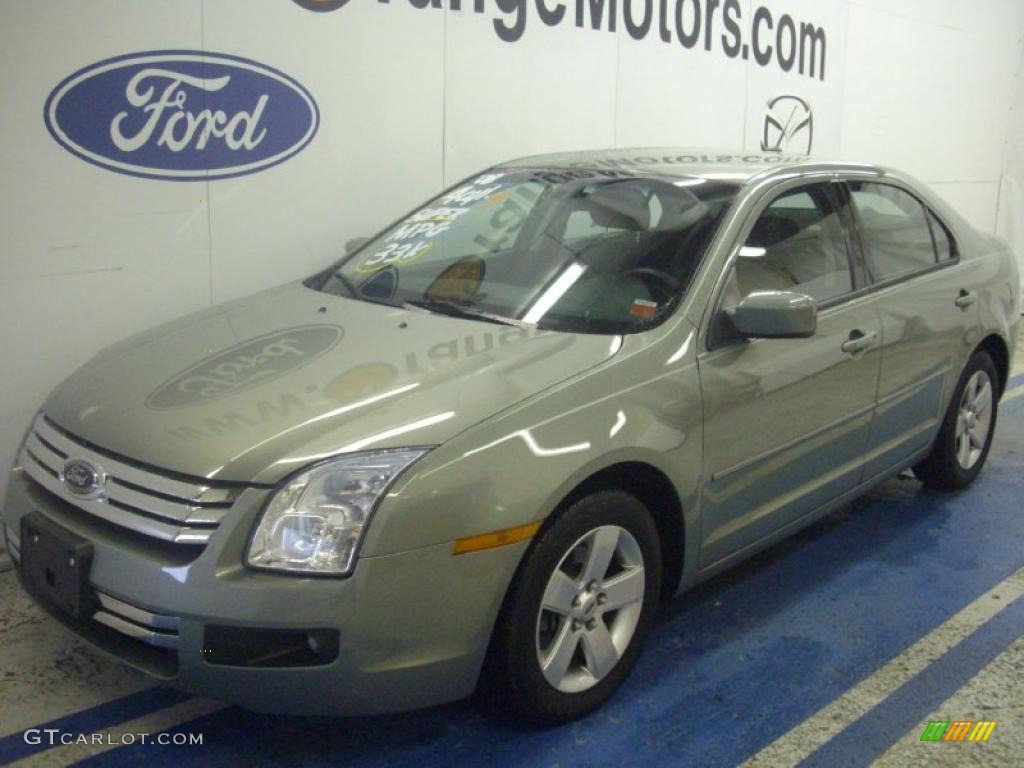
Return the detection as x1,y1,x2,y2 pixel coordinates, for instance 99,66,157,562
20,414,242,546
93,590,180,650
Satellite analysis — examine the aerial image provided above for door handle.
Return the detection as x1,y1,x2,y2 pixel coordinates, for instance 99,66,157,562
954,290,977,309
841,330,878,355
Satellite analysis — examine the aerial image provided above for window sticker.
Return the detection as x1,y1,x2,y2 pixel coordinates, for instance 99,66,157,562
425,257,486,304
630,299,658,319
356,173,517,273
356,240,434,274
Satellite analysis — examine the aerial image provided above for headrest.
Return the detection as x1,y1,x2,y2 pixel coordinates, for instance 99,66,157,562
577,183,650,231
747,216,800,247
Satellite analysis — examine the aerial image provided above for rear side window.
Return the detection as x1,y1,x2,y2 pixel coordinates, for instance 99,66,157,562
927,210,957,262
849,182,938,281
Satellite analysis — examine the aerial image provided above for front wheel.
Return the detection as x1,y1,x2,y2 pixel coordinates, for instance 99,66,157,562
914,351,999,490
486,490,662,726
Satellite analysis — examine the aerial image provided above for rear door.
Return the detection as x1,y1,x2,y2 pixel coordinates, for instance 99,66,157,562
697,180,883,568
843,180,978,478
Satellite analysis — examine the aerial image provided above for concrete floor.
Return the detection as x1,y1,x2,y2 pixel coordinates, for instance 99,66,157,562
0,332,1022,767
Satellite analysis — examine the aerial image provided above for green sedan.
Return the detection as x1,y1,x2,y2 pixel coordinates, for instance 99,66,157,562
4,149,1019,725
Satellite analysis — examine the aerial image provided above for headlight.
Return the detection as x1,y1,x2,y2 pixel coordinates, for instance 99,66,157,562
246,448,430,576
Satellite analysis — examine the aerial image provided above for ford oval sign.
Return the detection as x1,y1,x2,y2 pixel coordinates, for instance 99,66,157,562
44,51,319,181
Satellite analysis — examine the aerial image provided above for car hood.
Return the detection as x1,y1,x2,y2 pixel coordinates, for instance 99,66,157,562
43,282,617,484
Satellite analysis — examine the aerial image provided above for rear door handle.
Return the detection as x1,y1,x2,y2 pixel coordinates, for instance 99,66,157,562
841,330,878,355
954,290,977,309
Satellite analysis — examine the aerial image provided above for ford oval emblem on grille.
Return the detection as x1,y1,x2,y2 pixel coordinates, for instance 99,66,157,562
62,458,102,497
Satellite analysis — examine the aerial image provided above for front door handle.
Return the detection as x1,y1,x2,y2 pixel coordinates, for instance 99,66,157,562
841,330,878,355
955,289,977,309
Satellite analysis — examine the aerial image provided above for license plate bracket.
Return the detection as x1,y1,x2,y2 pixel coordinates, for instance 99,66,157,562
20,512,95,619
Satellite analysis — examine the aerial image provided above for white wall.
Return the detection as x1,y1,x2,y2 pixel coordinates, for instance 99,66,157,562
1,0,1022,502
997,25,1024,284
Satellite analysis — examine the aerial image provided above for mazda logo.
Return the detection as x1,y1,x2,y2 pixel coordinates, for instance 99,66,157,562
761,95,813,154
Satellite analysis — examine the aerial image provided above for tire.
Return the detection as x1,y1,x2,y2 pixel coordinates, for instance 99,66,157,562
485,490,662,726
914,350,999,490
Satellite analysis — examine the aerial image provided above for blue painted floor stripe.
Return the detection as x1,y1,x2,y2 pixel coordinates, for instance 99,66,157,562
0,688,190,765
69,398,1024,767
797,593,1024,768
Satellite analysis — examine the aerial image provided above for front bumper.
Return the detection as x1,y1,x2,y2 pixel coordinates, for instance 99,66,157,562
2,466,525,715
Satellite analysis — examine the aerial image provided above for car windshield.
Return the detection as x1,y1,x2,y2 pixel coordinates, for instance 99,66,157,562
309,169,738,334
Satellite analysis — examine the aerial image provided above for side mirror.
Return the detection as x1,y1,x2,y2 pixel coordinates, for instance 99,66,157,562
726,290,817,339
345,236,370,255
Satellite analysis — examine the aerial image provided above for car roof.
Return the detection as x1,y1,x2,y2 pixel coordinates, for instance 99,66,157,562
495,147,883,185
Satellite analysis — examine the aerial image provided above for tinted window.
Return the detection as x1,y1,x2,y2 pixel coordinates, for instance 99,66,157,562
849,182,937,280
313,171,737,334
727,184,853,305
927,210,956,262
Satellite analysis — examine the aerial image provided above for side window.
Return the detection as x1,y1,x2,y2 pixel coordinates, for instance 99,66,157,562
727,184,853,305
927,210,957,262
848,182,937,281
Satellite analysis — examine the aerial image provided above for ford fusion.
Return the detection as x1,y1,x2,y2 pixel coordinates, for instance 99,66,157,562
4,150,1018,725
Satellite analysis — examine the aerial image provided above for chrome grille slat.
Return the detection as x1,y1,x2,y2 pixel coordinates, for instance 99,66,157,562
105,481,227,526
96,592,180,632
26,431,66,461
24,447,59,478
92,590,179,649
19,453,193,542
93,612,179,649
34,416,236,504
19,414,245,546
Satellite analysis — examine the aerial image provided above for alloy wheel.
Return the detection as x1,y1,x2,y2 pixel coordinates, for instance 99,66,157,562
535,525,645,693
955,369,994,470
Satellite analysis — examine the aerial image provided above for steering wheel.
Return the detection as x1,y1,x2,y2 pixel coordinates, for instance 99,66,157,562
621,267,684,302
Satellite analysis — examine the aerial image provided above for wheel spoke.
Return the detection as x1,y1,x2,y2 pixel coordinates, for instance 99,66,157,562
957,432,972,467
581,527,619,584
600,566,645,611
541,621,579,687
972,379,992,416
968,423,986,448
581,622,619,680
542,570,578,615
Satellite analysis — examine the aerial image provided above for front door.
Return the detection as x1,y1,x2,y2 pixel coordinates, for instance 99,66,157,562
697,181,882,568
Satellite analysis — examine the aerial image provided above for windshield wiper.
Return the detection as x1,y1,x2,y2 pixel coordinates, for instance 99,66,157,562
403,299,521,327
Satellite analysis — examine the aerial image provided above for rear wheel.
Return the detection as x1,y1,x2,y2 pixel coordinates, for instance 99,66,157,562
487,490,662,726
914,351,999,490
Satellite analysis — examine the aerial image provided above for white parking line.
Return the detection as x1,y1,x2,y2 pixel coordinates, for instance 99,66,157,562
7,697,225,768
1002,383,1024,402
874,637,1024,766
740,566,1024,767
